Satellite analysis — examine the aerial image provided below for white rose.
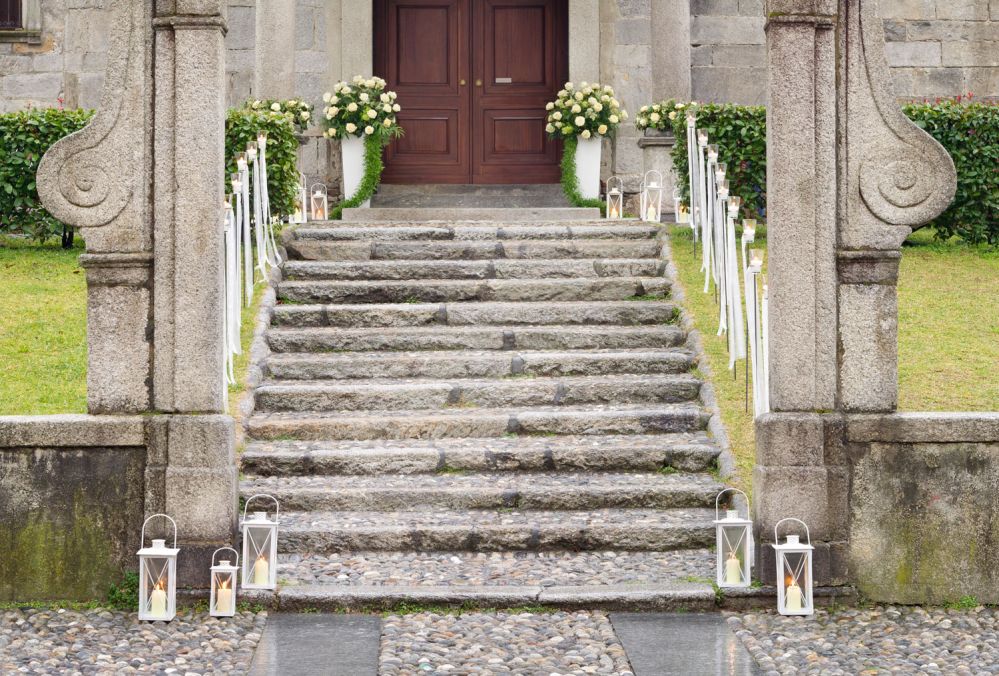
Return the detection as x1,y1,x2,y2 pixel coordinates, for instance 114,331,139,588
364,125,375,135
602,95,610,103
270,102,281,112
574,91,584,101
652,104,661,112
301,111,310,121
301,101,310,109
604,85,613,93
650,112,661,123
330,127,338,136
252,100,261,108
383,104,393,113
367,109,378,119
365,79,375,88
638,117,647,127
322,92,332,103
346,122,357,133
342,86,352,94
383,118,392,127
359,92,370,102
571,104,581,114
334,83,344,93
640,106,649,113
668,111,677,121
546,102,554,110
609,114,619,124
390,91,397,100
611,98,620,107
580,81,588,88
583,87,592,96
593,103,603,112
392,103,401,112
581,129,592,139
347,102,358,112
598,124,608,135
564,81,574,89
330,96,338,104
554,121,562,128
330,106,339,115
552,111,562,121
288,99,297,106
557,89,567,98
546,123,555,133
381,93,390,103
574,116,585,127
353,75,363,83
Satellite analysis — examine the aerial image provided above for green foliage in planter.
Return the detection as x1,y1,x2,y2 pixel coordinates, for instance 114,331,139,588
560,135,606,215
225,109,300,217
665,101,767,222
904,99,999,246
330,134,385,220
0,108,94,242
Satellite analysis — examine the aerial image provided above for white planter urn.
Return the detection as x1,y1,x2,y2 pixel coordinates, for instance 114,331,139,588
574,135,602,200
341,135,370,208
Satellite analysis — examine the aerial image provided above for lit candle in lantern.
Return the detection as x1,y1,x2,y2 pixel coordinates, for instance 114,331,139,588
151,581,167,618
246,141,258,162
236,153,247,173
215,573,233,613
725,551,742,585
786,575,803,612
254,555,269,586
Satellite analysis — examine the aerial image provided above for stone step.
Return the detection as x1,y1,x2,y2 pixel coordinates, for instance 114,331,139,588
277,277,671,304
267,508,716,553
254,374,702,412
282,258,665,281
275,549,714,588
285,238,662,261
243,470,722,513
240,434,720,476
370,183,568,208
265,348,694,380
271,300,680,328
291,224,660,241
267,325,686,353
245,404,710,441
339,207,602,222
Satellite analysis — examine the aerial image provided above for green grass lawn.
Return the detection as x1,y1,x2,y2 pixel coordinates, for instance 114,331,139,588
669,225,999,494
1,235,268,417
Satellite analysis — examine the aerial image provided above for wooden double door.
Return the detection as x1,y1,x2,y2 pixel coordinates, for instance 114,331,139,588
374,0,568,184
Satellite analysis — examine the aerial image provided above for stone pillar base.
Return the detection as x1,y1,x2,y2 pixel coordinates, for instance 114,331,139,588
638,131,677,214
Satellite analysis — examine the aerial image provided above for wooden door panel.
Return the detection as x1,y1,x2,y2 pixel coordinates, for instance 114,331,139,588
473,0,567,183
376,0,470,183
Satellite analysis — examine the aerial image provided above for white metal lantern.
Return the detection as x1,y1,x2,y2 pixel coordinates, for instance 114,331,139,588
748,248,764,273
773,518,814,616
606,176,624,220
697,129,708,149
137,514,179,622
673,187,690,224
310,184,328,221
742,219,757,244
241,494,279,590
245,140,258,163
640,170,664,223
714,489,753,588
210,547,239,618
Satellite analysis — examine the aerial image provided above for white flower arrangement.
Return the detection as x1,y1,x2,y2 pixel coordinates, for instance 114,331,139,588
545,82,627,139
246,98,314,133
636,100,689,132
321,75,403,143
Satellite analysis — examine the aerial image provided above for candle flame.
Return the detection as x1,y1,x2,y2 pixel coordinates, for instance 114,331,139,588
220,578,230,590
784,574,796,588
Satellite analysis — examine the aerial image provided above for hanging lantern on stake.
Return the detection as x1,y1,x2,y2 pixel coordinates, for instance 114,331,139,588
606,176,624,220
773,518,814,616
640,170,664,223
714,489,753,588
310,184,329,221
241,494,279,591
210,547,239,618
137,514,179,622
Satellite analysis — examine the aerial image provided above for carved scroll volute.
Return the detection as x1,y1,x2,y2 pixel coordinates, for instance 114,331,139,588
36,0,151,254
843,0,957,251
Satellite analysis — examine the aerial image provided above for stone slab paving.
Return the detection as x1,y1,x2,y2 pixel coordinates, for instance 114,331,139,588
248,613,380,676
379,611,634,675
277,550,715,587
611,613,761,676
0,608,265,674
730,606,999,675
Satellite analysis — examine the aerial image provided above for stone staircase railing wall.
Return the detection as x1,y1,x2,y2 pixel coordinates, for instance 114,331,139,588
756,0,999,604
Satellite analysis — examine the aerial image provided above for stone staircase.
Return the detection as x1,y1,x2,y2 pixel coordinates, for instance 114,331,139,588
240,208,730,611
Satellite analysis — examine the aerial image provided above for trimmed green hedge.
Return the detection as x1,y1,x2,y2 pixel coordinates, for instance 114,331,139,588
225,108,300,218
0,108,95,243
666,98,998,245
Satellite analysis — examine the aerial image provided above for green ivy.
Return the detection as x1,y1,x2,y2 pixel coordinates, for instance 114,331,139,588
0,108,95,243
225,108,300,217
330,134,385,220
560,135,606,215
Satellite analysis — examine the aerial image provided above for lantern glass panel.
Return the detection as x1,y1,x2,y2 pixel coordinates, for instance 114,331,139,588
139,555,176,621
778,550,813,615
719,524,751,587
244,523,275,588
211,569,237,617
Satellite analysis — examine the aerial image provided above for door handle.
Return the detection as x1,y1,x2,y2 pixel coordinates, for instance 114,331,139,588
475,79,483,87
460,79,467,86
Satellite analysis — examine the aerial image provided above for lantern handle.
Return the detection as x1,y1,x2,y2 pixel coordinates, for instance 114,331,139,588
774,517,810,545
714,488,750,521
606,175,624,192
211,546,239,568
140,513,177,549
312,183,327,194
243,493,280,522
643,169,663,185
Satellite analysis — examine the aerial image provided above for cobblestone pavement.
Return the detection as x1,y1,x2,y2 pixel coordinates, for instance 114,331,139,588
379,611,634,675
730,606,999,675
0,608,266,675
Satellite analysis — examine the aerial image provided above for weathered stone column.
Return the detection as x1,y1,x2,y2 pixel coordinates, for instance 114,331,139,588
651,0,691,101
38,0,237,587
254,0,296,98
754,0,956,586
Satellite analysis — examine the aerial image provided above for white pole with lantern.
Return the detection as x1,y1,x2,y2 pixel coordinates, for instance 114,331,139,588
606,176,624,220
640,170,664,223
210,547,240,618
137,514,179,622
236,152,254,306
241,494,280,591
714,176,729,336
773,518,815,616
702,141,716,292
745,248,767,417
685,110,699,240
740,219,757,271
697,131,710,275
714,489,753,588
725,195,746,367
